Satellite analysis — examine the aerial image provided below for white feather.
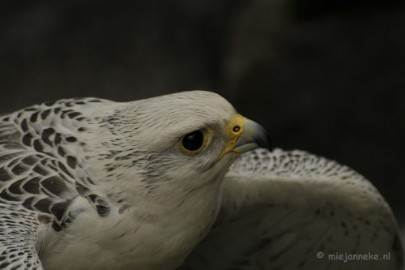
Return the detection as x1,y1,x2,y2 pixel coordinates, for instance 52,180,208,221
179,148,403,270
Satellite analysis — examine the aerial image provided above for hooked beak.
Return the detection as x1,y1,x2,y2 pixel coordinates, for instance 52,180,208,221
233,118,271,153
223,114,271,155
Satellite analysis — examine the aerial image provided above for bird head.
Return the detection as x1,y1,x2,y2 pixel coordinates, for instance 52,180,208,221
86,91,269,206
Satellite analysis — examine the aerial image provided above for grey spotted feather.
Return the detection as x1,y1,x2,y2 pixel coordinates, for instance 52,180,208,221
179,149,404,270
0,98,109,269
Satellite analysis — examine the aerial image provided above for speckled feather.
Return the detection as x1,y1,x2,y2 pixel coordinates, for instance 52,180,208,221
179,148,404,270
0,98,111,269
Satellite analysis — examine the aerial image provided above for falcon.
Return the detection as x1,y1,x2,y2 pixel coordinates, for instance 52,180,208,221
0,91,402,270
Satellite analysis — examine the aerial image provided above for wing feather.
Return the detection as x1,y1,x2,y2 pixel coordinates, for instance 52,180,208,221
0,203,45,269
179,148,403,270
0,99,106,268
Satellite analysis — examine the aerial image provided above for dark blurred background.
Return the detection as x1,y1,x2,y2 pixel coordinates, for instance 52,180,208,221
0,0,404,228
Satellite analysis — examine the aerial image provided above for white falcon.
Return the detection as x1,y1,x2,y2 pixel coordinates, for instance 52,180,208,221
0,91,402,270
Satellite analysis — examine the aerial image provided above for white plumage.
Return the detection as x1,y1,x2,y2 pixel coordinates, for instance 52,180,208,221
180,148,404,269
0,91,402,270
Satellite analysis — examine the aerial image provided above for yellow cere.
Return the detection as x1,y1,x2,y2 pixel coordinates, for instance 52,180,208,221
222,114,245,155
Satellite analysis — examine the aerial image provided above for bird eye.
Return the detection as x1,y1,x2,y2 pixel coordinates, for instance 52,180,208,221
180,130,205,153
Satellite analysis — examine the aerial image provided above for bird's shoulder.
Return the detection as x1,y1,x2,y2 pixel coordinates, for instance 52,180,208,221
0,97,112,229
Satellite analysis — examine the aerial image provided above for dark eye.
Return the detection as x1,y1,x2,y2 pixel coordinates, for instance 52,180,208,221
181,130,204,152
